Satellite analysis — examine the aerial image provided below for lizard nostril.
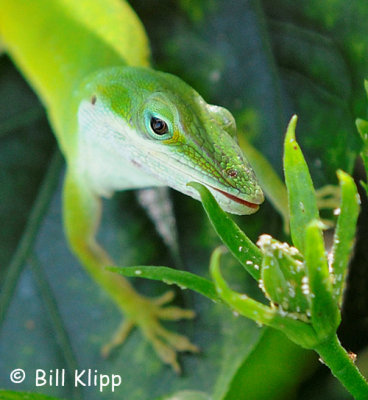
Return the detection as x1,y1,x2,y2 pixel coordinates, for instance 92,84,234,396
226,168,238,178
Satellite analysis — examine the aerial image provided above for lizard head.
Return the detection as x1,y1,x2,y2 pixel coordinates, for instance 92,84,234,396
80,67,264,215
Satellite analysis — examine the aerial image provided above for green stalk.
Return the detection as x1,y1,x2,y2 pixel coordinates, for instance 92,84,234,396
314,335,368,399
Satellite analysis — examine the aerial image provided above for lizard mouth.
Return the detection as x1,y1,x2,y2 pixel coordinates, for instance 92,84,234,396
211,187,260,210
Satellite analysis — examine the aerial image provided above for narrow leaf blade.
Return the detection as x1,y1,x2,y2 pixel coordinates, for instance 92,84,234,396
304,221,340,338
283,115,319,252
209,247,275,325
188,182,262,280
109,266,222,303
332,170,360,304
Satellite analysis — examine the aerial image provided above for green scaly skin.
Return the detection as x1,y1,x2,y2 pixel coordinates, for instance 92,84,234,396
0,0,263,370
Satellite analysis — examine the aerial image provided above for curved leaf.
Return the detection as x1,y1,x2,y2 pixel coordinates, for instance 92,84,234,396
188,182,262,280
109,266,222,303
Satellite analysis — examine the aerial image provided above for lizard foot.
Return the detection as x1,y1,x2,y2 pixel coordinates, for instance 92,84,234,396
101,290,198,372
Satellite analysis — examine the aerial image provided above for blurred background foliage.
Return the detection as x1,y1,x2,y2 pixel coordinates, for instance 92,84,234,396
1,0,368,399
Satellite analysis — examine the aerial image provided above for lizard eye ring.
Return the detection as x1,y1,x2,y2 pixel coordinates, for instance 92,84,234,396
144,111,173,141
150,116,168,135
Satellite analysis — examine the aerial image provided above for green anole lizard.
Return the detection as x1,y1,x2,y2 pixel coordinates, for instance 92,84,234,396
0,0,264,370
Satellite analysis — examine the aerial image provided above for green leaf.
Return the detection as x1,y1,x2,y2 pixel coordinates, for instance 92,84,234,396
188,182,262,280
221,329,314,400
261,252,290,309
304,221,340,339
283,116,319,252
109,266,222,303
0,391,66,400
332,171,360,304
209,248,278,328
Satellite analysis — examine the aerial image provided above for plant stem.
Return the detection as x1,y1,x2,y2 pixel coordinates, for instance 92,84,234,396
314,334,368,399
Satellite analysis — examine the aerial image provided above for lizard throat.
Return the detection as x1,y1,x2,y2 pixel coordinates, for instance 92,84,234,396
212,187,259,210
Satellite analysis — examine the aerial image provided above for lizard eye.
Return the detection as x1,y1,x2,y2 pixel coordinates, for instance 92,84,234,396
150,117,168,135
143,104,174,141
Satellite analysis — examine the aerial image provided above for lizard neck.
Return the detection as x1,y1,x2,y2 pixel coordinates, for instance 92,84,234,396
0,0,150,150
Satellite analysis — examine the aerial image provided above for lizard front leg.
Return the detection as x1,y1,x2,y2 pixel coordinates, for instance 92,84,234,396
62,170,198,372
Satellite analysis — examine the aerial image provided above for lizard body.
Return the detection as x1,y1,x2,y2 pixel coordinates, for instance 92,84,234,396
0,0,263,370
